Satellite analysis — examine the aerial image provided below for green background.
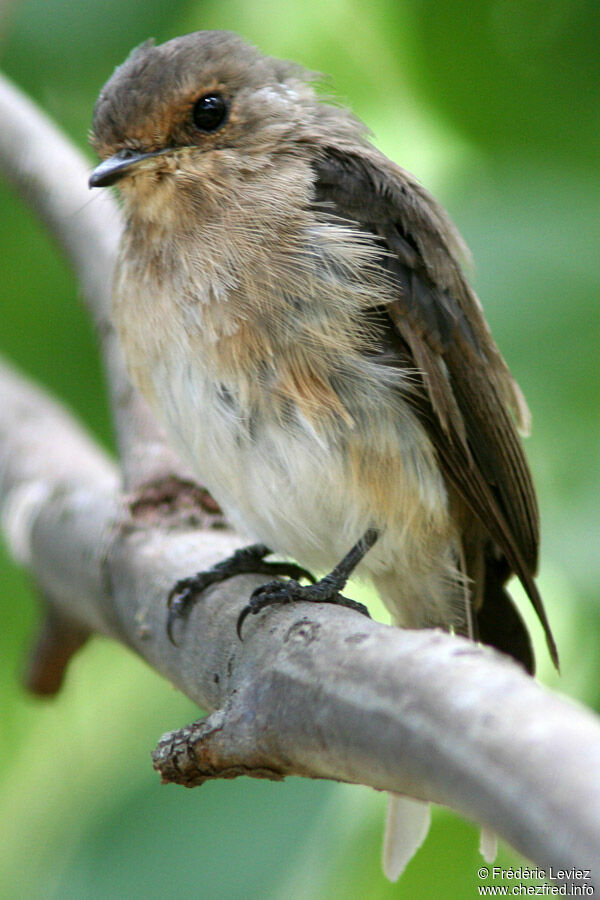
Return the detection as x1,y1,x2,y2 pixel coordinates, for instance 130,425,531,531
1,1,599,897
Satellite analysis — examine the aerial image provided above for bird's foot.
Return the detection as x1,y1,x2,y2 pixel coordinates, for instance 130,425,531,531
167,543,315,644
236,572,371,638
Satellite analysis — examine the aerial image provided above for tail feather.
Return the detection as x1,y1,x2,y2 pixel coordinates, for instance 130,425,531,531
382,794,431,882
476,551,536,674
479,827,498,864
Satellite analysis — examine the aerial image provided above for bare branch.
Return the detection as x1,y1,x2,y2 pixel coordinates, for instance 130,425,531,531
0,71,186,489
1,357,600,879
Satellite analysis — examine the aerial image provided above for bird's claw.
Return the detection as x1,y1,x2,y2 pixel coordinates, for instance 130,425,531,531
236,577,370,639
166,545,316,645
167,576,210,645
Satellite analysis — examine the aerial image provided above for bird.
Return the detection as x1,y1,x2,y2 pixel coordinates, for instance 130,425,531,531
89,30,558,879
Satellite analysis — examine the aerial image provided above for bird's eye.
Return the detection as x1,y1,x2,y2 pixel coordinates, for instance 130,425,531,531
192,94,228,132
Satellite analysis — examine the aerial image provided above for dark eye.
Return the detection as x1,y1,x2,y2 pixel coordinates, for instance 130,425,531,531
192,94,228,132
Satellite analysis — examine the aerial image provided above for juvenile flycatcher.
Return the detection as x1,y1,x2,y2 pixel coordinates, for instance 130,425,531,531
89,31,557,878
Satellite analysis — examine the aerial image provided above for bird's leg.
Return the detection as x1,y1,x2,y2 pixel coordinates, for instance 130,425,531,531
167,544,316,644
237,528,379,638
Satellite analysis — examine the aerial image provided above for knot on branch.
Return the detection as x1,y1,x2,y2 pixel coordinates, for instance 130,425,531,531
127,475,225,528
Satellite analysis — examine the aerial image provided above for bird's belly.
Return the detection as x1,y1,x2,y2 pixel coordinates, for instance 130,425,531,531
151,354,452,583
159,371,366,570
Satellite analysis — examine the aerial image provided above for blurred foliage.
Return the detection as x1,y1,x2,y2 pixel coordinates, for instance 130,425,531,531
1,0,598,897
407,0,600,168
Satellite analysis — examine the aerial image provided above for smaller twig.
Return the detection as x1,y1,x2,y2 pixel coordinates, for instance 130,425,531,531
22,600,91,695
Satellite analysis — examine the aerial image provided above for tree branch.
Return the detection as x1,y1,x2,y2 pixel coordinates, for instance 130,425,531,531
1,70,600,884
0,71,186,489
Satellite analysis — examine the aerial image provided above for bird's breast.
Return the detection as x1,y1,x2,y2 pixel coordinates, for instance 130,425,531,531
113,216,452,574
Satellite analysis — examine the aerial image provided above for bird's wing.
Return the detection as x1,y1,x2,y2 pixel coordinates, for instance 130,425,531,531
311,145,557,669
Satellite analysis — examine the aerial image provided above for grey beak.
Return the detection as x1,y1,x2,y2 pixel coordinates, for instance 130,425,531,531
89,148,168,188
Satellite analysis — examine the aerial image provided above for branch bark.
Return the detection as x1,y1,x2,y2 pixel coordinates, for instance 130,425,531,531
1,69,600,883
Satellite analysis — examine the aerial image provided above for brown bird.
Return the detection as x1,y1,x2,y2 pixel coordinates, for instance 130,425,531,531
89,31,557,878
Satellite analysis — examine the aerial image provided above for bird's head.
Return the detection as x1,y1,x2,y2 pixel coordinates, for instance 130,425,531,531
89,32,331,209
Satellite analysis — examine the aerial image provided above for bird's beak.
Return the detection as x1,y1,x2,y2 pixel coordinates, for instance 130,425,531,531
89,147,170,188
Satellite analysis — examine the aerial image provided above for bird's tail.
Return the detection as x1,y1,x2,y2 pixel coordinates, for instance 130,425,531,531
376,570,498,880
382,794,431,881
382,797,497,881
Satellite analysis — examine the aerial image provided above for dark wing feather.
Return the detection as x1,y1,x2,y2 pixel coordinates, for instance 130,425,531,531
312,146,558,670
